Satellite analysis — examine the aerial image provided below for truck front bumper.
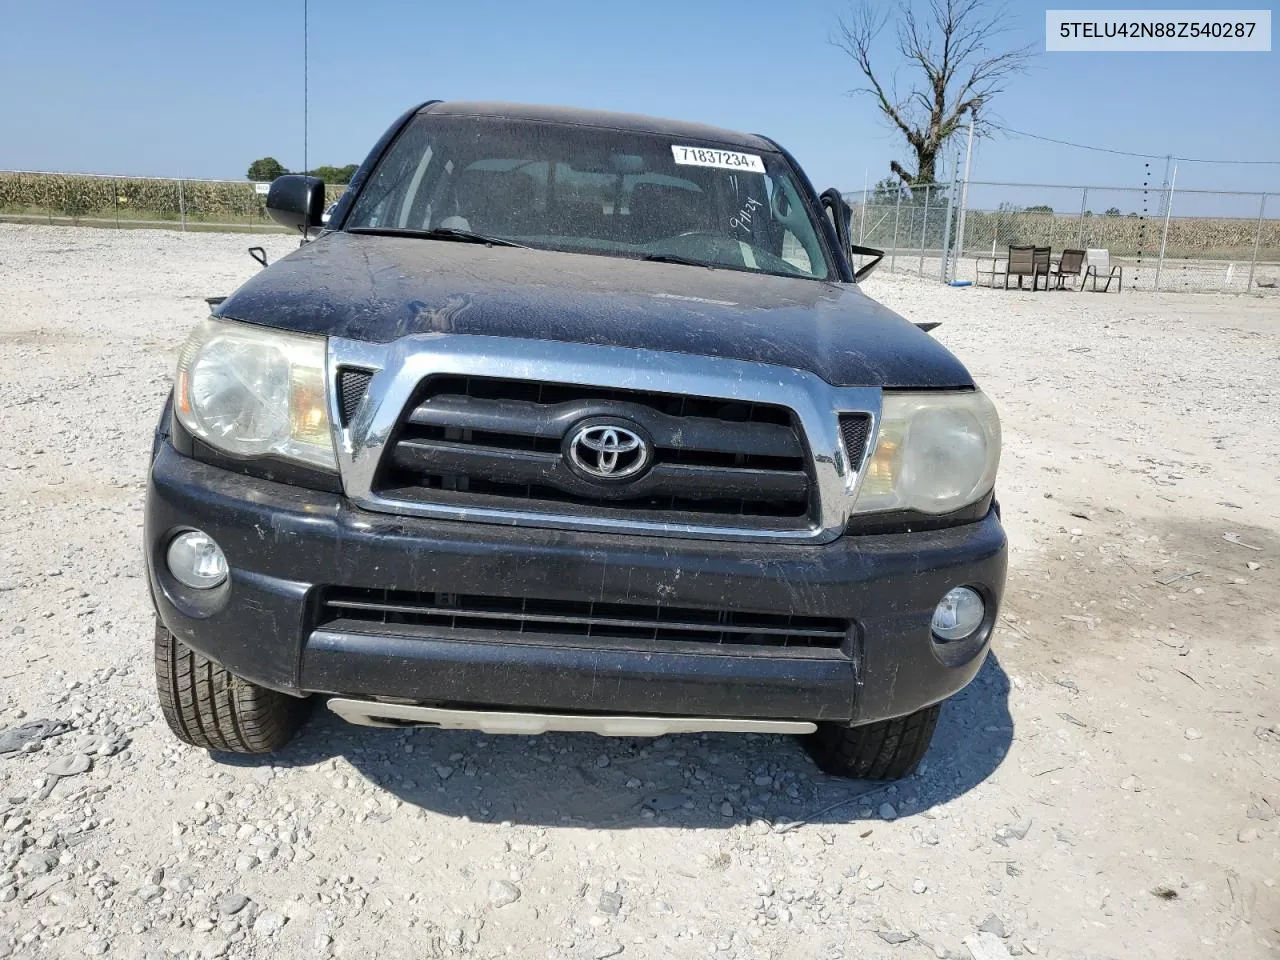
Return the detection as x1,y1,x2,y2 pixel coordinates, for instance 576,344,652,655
146,445,1007,727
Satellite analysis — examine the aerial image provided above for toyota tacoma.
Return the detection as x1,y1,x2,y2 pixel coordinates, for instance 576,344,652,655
146,101,1006,780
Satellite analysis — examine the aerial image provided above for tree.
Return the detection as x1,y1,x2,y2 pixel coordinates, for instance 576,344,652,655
870,176,908,205
306,164,359,184
1024,204,1053,213
246,157,287,182
1104,207,1122,216
833,0,1035,186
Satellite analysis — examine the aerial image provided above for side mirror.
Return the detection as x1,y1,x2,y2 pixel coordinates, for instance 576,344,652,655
819,187,885,282
265,175,325,232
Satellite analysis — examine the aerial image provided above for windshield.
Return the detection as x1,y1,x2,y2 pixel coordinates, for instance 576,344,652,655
344,115,834,280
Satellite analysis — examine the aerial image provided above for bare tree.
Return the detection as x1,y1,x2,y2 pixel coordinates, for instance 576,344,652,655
834,0,1035,186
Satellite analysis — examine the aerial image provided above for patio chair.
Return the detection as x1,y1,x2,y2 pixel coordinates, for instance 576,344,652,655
1050,248,1086,290
1082,248,1123,292
976,255,1007,288
1033,247,1051,288
1005,245,1049,290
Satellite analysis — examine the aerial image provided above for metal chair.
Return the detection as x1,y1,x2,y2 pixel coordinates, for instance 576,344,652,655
1005,245,1050,290
976,255,1008,288
1051,248,1086,290
1033,247,1051,289
1082,249,1124,292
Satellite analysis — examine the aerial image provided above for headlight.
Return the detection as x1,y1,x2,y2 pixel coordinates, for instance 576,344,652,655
175,318,336,471
853,390,1000,515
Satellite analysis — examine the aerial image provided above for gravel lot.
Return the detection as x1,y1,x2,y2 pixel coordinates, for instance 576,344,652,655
1,224,1277,960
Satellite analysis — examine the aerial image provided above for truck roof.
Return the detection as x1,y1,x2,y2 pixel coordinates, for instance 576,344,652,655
419,100,775,152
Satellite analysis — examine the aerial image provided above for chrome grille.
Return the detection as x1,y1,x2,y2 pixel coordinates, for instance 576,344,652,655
374,376,814,526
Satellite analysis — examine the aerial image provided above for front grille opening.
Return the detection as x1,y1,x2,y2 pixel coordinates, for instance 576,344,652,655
380,476,807,518
838,413,872,469
337,368,375,427
418,376,794,426
407,423,563,455
373,376,816,525
320,587,849,650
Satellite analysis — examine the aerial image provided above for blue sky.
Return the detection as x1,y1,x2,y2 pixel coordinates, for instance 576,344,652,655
0,0,1275,198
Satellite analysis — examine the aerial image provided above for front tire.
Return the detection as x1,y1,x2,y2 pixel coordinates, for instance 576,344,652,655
154,619,308,753
803,704,941,780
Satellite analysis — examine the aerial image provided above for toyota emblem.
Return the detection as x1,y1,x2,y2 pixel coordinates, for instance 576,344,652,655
565,420,652,482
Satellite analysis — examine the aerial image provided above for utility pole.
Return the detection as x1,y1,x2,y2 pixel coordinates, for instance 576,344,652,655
1157,154,1172,218
1154,162,1178,291
952,110,977,283
303,0,309,177
858,168,869,245
939,148,961,282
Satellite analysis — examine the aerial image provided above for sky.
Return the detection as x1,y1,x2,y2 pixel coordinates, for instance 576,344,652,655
1,0,1276,203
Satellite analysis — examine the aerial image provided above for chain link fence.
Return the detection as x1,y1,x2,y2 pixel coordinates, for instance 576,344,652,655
847,181,1279,294
4,169,1276,293
0,170,348,234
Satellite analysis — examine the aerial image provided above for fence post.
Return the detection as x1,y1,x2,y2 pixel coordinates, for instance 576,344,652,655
1154,164,1177,291
917,186,931,276
858,170,868,246
890,189,902,272
1076,187,1088,247
178,178,187,232
113,179,119,229
939,163,959,282
1247,194,1268,293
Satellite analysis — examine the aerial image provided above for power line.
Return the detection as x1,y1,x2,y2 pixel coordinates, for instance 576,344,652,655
991,122,1280,165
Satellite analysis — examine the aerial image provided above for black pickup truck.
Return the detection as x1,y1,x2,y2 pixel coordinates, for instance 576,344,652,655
147,101,1005,780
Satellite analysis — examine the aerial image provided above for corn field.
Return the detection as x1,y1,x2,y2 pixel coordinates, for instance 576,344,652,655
0,171,347,232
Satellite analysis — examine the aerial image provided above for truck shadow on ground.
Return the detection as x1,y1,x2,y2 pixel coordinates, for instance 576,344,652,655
220,654,1013,830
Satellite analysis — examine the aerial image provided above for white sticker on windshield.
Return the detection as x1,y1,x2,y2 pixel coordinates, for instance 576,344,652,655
671,145,765,172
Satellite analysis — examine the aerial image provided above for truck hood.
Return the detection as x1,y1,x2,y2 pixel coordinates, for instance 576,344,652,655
216,231,972,389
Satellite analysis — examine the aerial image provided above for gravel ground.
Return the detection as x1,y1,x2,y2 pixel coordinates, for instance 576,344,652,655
1,224,1277,960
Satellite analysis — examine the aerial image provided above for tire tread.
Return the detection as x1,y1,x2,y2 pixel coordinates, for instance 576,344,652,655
153,620,305,754
803,704,941,781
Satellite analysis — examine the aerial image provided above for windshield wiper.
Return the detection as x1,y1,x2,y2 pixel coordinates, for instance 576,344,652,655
347,226,527,248
639,253,716,269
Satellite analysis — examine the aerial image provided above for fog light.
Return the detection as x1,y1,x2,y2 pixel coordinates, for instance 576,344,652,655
932,586,984,641
166,531,228,590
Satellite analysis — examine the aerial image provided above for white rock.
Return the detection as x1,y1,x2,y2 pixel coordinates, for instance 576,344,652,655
1183,728,1203,741
488,879,521,908
252,910,287,936
965,932,1014,960
879,802,898,821
912,878,927,894
45,753,92,777
200,939,229,959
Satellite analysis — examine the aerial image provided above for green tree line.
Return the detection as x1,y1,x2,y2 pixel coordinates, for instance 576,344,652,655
247,157,358,184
